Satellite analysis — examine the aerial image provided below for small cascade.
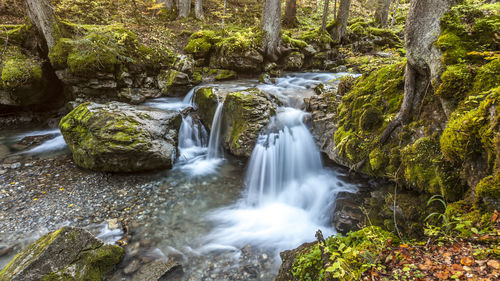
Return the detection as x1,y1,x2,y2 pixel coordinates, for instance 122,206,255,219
245,108,322,204
206,102,224,159
177,114,208,161
182,87,196,104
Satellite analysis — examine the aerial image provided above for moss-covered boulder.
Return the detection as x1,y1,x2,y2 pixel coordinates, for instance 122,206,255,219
222,88,276,157
157,69,192,97
284,52,305,71
192,86,220,130
0,46,48,106
0,226,123,281
59,102,181,172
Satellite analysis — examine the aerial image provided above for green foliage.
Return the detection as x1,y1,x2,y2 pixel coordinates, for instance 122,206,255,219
292,227,398,281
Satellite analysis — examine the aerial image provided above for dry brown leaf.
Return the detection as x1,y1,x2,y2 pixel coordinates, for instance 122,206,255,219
461,256,475,266
487,260,499,270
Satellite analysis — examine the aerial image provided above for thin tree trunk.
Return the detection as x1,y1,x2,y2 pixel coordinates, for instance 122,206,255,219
374,0,391,27
330,0,350,42
221,0,227,29
390,0,401,28
262,0,281,61
178,0,190,18
321,0,330,32
25,0,58,49
284,0,297,27
194,0,203,19
333,0,338,20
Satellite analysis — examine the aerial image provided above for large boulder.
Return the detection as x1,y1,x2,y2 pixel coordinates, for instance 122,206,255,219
0,226,123,281
210,49,264,73
222,88,276,157
192,86,221,130
59,102,181,172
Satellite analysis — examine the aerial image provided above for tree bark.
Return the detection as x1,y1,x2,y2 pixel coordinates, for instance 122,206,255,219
262,0,281,61
378,0,456,145
25,0,58,50
330,0,350,42
194,0,203,19
333,0,338,20
177,0,190,18
321,0,330,32
284,0,297,27
374,0,391,27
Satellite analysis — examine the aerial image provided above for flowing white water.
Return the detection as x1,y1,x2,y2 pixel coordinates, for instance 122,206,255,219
201,73,359,257
206,102,224,159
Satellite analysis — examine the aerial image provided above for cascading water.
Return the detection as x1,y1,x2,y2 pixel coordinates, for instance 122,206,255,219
202,74,358,257
206,102,224,159
177,114,208,161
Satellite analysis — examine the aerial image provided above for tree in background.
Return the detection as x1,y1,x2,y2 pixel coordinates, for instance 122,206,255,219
330,0,350,42
374,0,391,27
262,0,281,61
321,0,330,32
284,0,298,27
178,0,190,18
25,0,57,50
194,0,203,19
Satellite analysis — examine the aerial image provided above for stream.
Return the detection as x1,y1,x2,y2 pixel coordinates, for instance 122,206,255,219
0,72,368,280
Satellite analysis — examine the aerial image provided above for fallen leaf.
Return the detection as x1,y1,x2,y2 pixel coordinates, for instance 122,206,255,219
487,259,499,270
434,270,449,280
461,256,474,266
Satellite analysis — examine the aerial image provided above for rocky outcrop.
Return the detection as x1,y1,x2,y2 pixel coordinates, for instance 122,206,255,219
0,226,123,281
59,102,181,172
193,86,277,157
275,242,316,281
222,88,276,157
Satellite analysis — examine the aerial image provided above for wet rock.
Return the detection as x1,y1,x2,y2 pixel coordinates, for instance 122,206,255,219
275,242,316,281
284,52,305,71
158,70,192,97
0,226,123,281
59,102,181,172
211,49,263,73
173,55,195,75
132,259,183,281
192,87,221,130
222,88,276,157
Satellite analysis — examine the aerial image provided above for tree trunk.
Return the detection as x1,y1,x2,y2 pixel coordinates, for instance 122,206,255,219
284,0,297,27
194,0,203,19
158,0,175,9
25,0,58,50
321,0,330,32
374,0,391,27
178,0,190,18
262,0,281,61
378,0,456,145
333,0,338,20
390,0,401,28
330,0,350,42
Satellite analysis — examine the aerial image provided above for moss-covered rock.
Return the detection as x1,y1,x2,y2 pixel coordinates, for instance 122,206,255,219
184,30,217,58
0,46,48,106
0,226,123,281
475,173,500,211
222,88,276,157
192,86,220,130
157,69,191,96
59,102,181,172
214,69,237,81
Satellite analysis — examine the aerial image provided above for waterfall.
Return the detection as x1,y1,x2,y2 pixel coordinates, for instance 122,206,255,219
177,114,208,162
206,102,224,159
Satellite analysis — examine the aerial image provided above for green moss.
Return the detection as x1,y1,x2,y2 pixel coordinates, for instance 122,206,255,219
192,71,202,84
472,59,500,93
282,34,308,49
299,29,334,48
0,22,31,45
184,36,212,56
436,31,468,65
369,147,387,171
0,46,43,89
48,24,160,75
440,87,499,168
334,63,405,165
476,172,500,205
214,69,237,81
435,64,474,100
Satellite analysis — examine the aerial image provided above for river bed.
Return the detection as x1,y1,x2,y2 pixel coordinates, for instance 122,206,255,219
0,73,373,280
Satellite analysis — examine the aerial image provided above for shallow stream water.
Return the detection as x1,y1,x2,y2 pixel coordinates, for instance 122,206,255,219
0,73,369,280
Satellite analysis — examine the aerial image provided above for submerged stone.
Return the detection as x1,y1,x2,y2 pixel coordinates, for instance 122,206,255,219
59,102,181,172
0,226,123,281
